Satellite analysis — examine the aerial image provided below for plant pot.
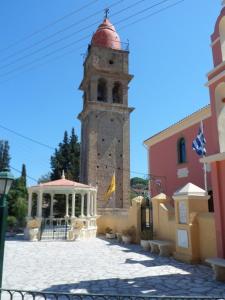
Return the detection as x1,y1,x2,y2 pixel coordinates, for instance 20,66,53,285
122,235,132,244
29,228,39,241
140,240,150,251
106,233,116,239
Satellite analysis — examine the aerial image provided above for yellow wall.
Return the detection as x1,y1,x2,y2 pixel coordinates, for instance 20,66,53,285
152,194,176,244
198,212,216,261
97,197,143,242
152,193,217,263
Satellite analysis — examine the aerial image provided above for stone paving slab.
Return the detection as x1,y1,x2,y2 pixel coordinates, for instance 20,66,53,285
2,237,225,296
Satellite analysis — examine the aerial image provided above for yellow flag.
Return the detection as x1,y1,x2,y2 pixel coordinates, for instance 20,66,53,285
104,172,116,201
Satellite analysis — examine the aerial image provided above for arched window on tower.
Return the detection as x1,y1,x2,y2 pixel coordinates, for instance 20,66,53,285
112,82,123,104
219,17,225,61
177,137,186,164
97,78,107,102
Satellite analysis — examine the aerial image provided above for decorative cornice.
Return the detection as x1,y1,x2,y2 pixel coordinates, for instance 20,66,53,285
77,101,134,121
144,105,211,148
200,152,225,163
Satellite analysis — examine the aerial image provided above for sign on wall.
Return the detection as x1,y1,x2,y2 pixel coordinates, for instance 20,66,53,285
179,201,187,224
177,229,189,248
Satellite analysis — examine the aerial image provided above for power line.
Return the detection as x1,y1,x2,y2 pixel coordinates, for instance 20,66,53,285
0,124,55,150
10,165,38,183
119,0,184,30
0,0,146,72
0,0,182,80
0,0,125,64
0,0,99,54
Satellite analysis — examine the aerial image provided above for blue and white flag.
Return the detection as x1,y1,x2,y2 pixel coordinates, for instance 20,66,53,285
192,127,206,156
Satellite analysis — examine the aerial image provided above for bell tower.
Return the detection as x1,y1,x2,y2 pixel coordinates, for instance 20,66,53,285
78,17,134,209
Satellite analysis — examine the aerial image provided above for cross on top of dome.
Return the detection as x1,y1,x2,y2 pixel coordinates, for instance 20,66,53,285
91,9,121,50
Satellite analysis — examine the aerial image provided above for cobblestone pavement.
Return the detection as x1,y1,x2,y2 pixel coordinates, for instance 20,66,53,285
2,237,225,297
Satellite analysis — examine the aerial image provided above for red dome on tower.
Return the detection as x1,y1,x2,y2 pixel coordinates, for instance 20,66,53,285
91,18,121,50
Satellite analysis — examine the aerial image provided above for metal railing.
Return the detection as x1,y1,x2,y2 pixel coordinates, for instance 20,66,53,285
1,289,224,300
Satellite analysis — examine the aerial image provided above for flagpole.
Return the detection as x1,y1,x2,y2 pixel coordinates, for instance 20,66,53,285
201,121,208,193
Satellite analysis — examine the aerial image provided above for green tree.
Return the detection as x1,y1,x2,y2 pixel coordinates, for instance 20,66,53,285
21,163,27,186
8,164,28,228
50,128,80,181
0,140,10,171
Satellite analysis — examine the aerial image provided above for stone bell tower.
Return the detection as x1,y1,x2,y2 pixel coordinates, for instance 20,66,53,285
78,16,134,209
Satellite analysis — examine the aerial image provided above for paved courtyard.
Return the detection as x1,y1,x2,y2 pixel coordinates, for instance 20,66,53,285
2,237,225,297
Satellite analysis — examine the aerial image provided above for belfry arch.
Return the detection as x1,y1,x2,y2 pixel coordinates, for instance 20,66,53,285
97,78,107,102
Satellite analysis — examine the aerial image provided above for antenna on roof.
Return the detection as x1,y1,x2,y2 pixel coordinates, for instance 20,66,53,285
61,170,65,179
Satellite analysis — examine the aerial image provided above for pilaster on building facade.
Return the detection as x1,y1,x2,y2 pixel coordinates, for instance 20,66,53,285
78,18,134,209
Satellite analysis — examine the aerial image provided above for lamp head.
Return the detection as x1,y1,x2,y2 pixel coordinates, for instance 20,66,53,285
0,169,14,196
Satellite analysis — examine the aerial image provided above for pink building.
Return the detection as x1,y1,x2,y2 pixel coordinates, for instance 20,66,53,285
144,5,225,258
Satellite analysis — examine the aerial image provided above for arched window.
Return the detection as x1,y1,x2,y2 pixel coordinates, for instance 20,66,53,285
178,138,186,164
97,78,107,102
112,82,123,104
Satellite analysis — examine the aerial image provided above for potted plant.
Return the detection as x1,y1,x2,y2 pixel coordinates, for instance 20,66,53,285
122,226,136,244
140,230,150,251
105,227,116,239
27,219,39,241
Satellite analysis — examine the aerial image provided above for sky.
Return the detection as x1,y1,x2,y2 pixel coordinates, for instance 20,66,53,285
0,0,221,186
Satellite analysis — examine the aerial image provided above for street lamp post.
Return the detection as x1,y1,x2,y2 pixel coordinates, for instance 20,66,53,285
0,169,14,297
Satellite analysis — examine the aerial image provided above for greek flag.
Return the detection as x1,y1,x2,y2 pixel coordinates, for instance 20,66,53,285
192,127,206,156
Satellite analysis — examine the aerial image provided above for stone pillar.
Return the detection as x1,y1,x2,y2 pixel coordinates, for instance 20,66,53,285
65,194,69,217
72,193,76,218
173,183,209,263
87,192,90,217
90,193,93,216
94,192,97,216
107,81,113,103
81,193,84,217
28,191,32,218
37,191,43,218
50,193,54,218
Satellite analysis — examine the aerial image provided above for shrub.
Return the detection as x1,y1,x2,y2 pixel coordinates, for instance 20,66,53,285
7,216,17,231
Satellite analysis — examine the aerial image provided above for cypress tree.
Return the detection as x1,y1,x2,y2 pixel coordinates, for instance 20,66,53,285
0,140,10,171
50,128,80,181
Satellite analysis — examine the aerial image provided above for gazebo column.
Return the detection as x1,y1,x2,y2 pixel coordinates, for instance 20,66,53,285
90,193,93,216
65,194,69,217
72,193,76,218
94,192,97,216
87,192,91,217
50,193,54,218
27,191,32,218
37,191,43,218
81,193,84,217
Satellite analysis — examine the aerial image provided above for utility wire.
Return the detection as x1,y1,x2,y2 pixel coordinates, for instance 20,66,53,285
0,124,55,150
0,0,180,80
10,165,39,183
0,0,99,54
0,0,146,71
0,0,125,64
0,122,161,178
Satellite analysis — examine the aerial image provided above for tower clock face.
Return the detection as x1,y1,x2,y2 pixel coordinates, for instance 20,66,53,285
93,55,99,66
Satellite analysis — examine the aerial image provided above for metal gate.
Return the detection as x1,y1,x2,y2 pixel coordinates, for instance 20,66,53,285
141,197,153,238
40,218,70,240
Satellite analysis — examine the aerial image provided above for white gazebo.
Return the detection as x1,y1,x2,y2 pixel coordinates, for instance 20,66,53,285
26,172,98,241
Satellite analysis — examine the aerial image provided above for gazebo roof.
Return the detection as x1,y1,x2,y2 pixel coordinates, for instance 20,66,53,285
29,171,95,191
39,178,91,188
